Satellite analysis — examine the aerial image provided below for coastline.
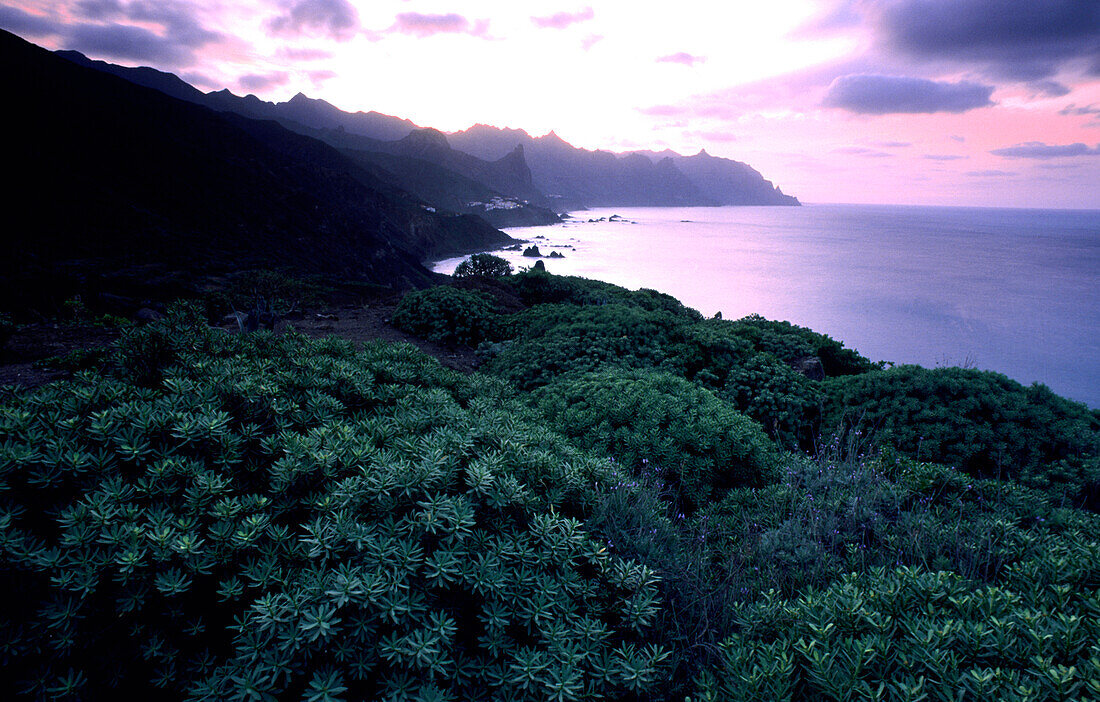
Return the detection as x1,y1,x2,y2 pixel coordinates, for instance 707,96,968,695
430,204,1100,408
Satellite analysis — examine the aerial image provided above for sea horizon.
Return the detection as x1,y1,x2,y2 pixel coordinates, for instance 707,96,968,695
433,203,1100,408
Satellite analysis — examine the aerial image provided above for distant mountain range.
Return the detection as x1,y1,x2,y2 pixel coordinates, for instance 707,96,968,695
1,30,511,312
1,29,800,312
56,48,800,213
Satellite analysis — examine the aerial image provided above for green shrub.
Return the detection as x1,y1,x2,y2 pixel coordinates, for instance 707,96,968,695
453,253,512,278
392,286,502,347
721,354,823,450
531,368,776,511
695,557,1100,702
114,301,210,387
508,270,701,319
660,320,754,388
587,447,1100,697
822,365,1100,503
729,314,876,377
0,319,669,700
485,303,694,390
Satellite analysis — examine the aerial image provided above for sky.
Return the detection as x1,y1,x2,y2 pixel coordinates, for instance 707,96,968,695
3,1,1099,208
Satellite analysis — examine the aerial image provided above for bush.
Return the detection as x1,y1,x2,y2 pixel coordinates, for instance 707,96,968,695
729,314,876,377
392,285,502,347
721,354,823,450
453,253,512,278
485,304,684,389
508,270,701,320
696,558,1100,702
0,319,669,700
531,368,776,511
660,320,754,389
822,365,1100,503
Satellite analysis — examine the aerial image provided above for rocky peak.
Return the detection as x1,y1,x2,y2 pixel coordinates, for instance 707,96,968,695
494,143,534,185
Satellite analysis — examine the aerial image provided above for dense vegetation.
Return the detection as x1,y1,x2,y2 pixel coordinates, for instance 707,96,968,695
2,262,1097,700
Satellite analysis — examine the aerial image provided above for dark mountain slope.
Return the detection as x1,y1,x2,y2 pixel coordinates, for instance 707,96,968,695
448,127,712,210
637,149,800,206
450,125,800,208
304,125,559,224
51,46,799,214
54,50,555,224
54,49,209,104
2,30,511,311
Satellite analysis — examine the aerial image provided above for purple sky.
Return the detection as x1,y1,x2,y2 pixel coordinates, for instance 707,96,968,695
4,1,1099,208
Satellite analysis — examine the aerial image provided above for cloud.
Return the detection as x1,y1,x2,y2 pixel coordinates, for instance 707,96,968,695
1029,80,1071,98
684,129,738,143
871,141,911,148
581,34,603,51
834,146,894,157
36,0,223,67
307,69,336,87
1060,103,1100,116
966,170,1018,177
73,1,219,48
950,135,966,142
924,154,968,161
73,0,124,20
66,22,194,65
876,0,1100,81
639,104,691,117
274,47,332,61
657,52,706,67
1,1,220,66
531,8,594,29
239,71,290,92
0,5,62,37
823,74,994,114
795,0,864,36
391,12,489,38
990,142,1100,159
267,0,358,41
179,70,218,90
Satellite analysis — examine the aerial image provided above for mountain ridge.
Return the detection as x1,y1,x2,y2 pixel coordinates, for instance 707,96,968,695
2,30,512,313
53,49,800,211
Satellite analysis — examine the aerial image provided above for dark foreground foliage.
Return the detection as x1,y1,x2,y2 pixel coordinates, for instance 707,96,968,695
0,307,667,700
532,368,776,511
2,265,1099,701
391,286,502,347
823,365,1100,505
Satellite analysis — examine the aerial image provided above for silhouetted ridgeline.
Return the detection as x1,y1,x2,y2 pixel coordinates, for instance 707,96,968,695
449,126,800,210
55,47,800,213
1,29,513,312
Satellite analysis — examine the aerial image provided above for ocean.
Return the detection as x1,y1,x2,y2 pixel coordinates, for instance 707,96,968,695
431,204,1100,408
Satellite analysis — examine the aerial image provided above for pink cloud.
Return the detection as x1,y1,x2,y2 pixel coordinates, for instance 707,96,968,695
531,8,594,29
239,71,290,92
684,129,738,142
990,142,1100,159
267,0,358,41
308,69,336,86
833,146,894,157
275,47,332,61
391,12,489,38
657,52,706,67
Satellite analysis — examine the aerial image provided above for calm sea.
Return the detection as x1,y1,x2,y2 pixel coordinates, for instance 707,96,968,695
432,204,1100,408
